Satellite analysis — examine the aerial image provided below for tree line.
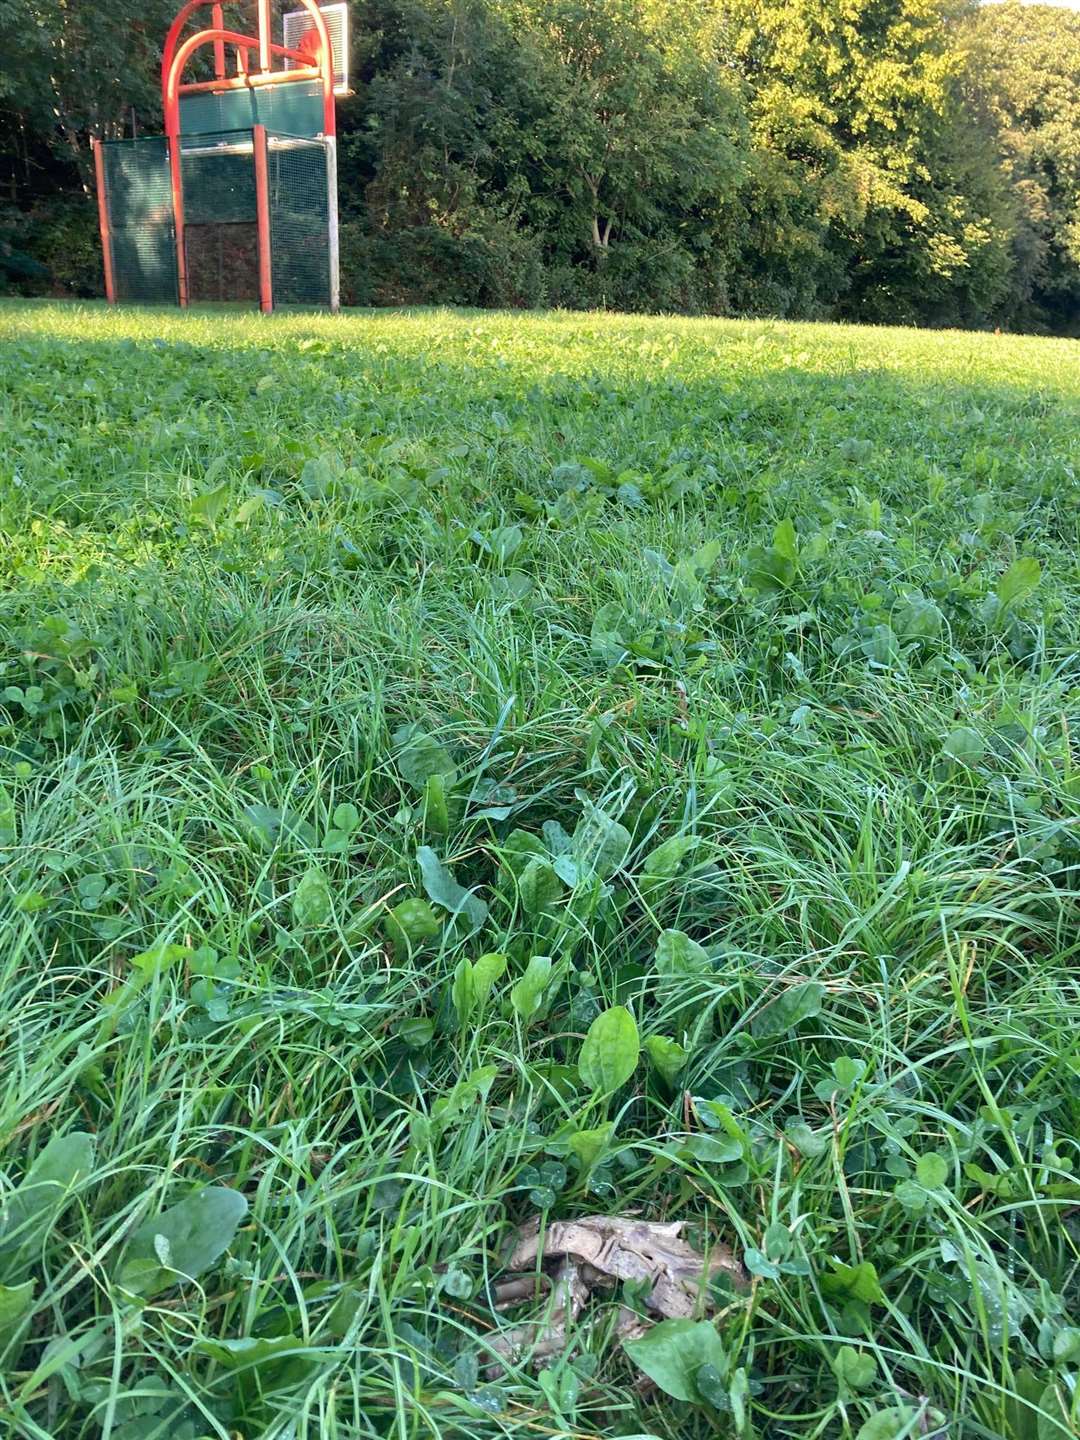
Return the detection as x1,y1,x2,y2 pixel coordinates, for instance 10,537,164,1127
2,0,1079,332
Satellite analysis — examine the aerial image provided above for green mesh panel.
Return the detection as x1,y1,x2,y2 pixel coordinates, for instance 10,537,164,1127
101,125,333,308
268,138,329,306
179,83,323,139
179,132,258,303
181,133,256,226
100,138,177,303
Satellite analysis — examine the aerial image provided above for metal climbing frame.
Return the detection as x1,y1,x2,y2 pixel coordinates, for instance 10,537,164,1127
92,1,343,312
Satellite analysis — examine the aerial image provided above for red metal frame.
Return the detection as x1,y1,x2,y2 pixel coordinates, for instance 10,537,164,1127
177,64,319,96
162,2,335,139
211,3,225,77
168,132,189,307
253,123,273,314
91,137,116,304
257,0,271,72
162,0,336,308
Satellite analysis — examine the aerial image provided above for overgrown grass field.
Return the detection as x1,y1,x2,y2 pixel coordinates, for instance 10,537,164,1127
0,300,1078,1440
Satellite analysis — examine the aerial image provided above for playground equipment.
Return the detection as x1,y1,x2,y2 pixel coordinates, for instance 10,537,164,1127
92,1,347,311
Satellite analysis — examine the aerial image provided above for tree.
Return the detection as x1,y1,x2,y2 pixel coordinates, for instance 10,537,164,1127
503,0,744,260
961,1,1080,332
348,0,747,310
0,0,174,193
0,0,175,296
724,0,1014,323
1,0,1075,328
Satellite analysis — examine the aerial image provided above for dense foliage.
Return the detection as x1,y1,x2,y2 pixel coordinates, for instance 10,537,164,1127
1,299,1078,1437
3,0,1080,329
962,2,1080,331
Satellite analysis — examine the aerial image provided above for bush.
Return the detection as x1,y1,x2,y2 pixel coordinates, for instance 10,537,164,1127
36,197,101,296
1,197,101,298
0,206,50,295
340,216,548,309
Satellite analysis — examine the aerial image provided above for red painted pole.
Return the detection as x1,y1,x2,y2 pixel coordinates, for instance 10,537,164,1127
253,123,273,315
290,0,336,136
91,137,116,304
166,32,311,103
212,3,225,78
257,0,271,71
162,0,212,108
176,61,317,95
169,136,188,308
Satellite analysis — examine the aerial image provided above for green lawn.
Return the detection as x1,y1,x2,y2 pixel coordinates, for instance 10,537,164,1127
1,300,1078,1440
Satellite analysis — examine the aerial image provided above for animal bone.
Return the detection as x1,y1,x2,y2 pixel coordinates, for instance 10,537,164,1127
487,1256,590,1362
504,1214,744,1319
486,1214,744,1369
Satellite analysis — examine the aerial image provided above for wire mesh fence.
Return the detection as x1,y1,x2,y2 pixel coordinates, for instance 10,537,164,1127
181,130,257,226
100,137,177,303
180,130,258,302
267,135,331,307
100,128,333,309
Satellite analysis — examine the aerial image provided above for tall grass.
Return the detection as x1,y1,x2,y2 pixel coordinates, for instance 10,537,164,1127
0,300,1077,1439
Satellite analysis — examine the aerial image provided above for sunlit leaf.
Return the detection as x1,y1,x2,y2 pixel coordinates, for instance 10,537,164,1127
996,556,1041,611
579,1006,639,1094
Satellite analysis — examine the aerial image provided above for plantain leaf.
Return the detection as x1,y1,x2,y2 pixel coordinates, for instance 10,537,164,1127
510,955,553,1024
0,784,16,847
640,835,700,897
471,952,506,1006
292,864,332,929
565,1122,614,1171
197,1333,308,1367
189,482,230,525
422,772,450,835
995,556,1041,611
417,846,487,928
855,1406,946,1440
128,943,190,980
623,1318,728,1403
452,953,506,1023
0,1131,95,1280
116,1187,248,1297
0,1279,35,1369
645,1034,689,1087
572,798,631,880
394,725,457,791
751,981,825,1039
519,857,564,917
579,1006,639,1094
655,929,711,976
384,897,441,956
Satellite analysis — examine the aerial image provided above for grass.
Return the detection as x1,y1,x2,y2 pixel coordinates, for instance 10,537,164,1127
0,298,1077,1440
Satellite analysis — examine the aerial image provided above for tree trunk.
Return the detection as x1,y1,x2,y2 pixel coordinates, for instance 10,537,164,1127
583,172,608,255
